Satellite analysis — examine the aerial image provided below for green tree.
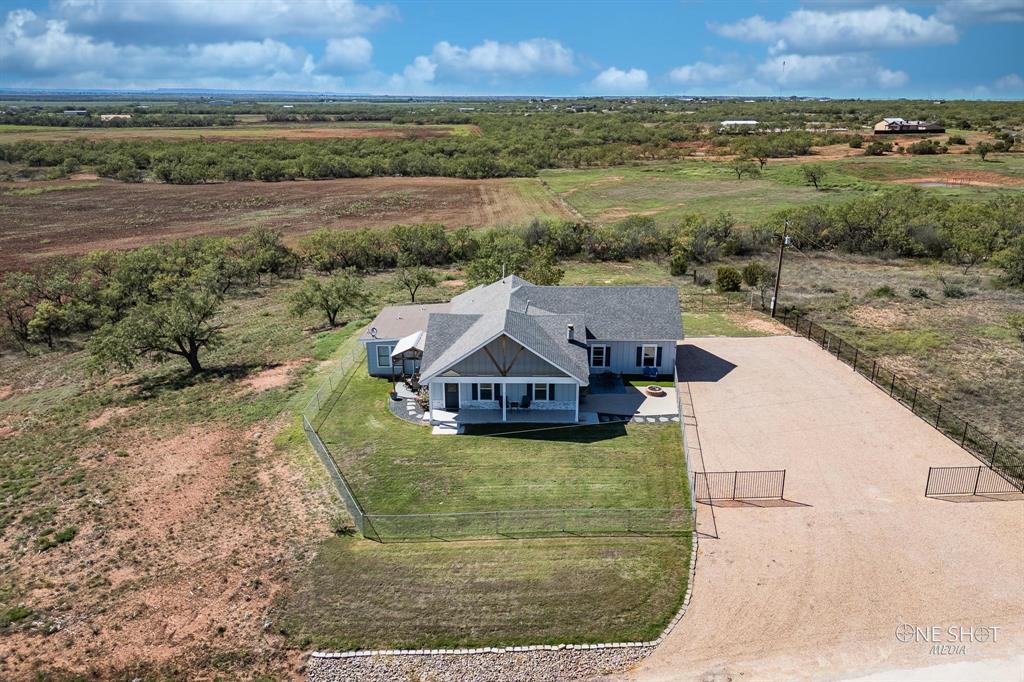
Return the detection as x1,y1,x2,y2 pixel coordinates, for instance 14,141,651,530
669,248,690,277
88,285,224,374
974,142,995,161
395,266,437,303
802,165,826,190
942,204,1003,274
524,246,565,285
741,261,771,288
290,271,367,327
390,223,451,266
465,231,530,285
729,158,760,180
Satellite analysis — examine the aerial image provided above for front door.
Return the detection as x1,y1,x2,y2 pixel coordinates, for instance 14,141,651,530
444,383,460,410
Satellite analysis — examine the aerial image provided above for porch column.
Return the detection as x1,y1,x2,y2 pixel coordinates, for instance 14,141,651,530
574,384,579,422
428,382,434,425
502,383,507,422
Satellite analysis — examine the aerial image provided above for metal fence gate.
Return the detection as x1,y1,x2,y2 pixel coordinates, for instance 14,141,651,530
694,470,786,502
925,466,1024,497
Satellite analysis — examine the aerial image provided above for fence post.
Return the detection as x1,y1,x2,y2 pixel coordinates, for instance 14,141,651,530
836,338,842,359
870,360,877,383
935,404,942,428
925,467,932,497
852,348,858,372
889,374,896,397
990,442,998,467
732,471,738,500
780,469,787,499
911,388,918,413
961,421,969,448
972,466,982,496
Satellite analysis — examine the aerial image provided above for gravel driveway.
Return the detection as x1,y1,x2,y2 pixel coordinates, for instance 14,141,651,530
629,336,1024,682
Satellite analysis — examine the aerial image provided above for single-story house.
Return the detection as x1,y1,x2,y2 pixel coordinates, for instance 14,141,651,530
873,118,945,134
361,276,683,425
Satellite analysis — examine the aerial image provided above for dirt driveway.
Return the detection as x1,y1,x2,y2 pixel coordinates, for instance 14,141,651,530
630,336,1024,681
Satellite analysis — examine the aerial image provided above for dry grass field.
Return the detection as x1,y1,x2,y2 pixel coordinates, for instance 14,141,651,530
0,176,571,268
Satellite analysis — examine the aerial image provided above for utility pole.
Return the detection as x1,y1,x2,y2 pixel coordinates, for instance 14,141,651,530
770,221,789,318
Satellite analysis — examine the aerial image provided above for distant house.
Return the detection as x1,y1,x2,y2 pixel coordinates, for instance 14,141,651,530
361,276,682,426
100,114,132,121
63,110,88,116
873,118,944,134
208,100,234,106
718,120,758,133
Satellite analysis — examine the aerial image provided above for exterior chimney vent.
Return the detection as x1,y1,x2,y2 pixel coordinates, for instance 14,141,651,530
566,323,575,341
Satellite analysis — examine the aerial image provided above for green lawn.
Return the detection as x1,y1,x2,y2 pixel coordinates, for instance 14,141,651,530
278,533,691,651
277,328,694,651
315,368,688,514
683,311,772,337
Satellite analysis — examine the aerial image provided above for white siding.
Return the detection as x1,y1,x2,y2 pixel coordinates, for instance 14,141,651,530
365,339,398,377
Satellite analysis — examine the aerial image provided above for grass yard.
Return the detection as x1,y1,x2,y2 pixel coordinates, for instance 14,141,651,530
277,335,693,651
315,367,688,514
277,533,691,651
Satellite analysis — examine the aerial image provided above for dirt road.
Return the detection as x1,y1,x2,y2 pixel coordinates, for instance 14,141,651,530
630,336,1024,681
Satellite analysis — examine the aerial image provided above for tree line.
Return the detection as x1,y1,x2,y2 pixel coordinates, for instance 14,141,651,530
3,190,1021,373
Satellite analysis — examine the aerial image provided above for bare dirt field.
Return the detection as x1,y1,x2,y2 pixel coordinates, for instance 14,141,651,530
630,336,1024,681
0,176,571,268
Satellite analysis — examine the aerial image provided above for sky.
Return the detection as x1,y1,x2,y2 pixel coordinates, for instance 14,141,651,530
1,0,1022,99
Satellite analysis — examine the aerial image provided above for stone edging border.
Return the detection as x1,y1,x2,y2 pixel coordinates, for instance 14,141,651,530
310,531,698,660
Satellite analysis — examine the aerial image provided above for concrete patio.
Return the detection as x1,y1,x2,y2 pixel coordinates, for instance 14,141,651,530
581,384,679,418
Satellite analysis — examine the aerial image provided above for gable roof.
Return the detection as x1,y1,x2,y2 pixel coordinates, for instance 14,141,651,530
392,276,683,383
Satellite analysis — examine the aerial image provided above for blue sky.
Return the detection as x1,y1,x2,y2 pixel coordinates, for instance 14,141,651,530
1,0,1022,98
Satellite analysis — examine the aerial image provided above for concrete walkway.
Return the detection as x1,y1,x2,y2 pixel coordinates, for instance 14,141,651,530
629,336,1024,682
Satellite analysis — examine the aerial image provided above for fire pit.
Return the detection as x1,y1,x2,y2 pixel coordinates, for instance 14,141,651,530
644,385,667,397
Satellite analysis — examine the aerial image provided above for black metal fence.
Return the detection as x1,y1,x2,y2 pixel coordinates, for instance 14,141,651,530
926,465,1024,497
363,507,696,542
693,470,786,502
769,309,1024,486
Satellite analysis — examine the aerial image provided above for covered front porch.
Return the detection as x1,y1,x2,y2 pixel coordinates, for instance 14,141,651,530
427,377,584,425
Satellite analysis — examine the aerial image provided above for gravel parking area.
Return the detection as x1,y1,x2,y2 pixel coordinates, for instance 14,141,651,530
630,336,1024,681
307,648,651,681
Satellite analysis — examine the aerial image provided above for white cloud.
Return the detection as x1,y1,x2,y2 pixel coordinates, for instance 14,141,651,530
54,0,397,42
429,38,575,76
590,67,648,92
756,53,908,89
0,9,331,90
714,6,957,54
667,61,745,85
996,73,1024,90
937,0,1024,24
321,36,373,73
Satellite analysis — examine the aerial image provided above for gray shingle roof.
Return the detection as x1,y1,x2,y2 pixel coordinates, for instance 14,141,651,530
405,276,683,382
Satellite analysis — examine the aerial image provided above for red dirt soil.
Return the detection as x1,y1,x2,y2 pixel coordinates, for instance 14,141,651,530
0,418,329,679
0,176,571,269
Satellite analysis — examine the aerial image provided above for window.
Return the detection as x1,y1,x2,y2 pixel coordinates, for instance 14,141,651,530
532,383,555,401
472,383,501,402
637,344,660,368
590,344,609,368
376,344,394,368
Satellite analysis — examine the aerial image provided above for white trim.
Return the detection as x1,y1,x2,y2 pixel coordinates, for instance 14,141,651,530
375,344,396,369
640,344,658,368
589,344,610,369
421,331,585,384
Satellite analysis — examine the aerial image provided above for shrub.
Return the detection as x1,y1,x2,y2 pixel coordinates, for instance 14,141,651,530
669,249,689,277
869,285,898,298
908,287,929,299
907,139,947,155
864,141,892,156
1008,314,1024,343
941,282,968,298
947,135,967,145
715,266,742,292
848,135,863,149
741,261,770,287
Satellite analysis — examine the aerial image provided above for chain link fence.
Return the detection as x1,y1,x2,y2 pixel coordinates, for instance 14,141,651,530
763,307,1024,486
301,338,695,543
